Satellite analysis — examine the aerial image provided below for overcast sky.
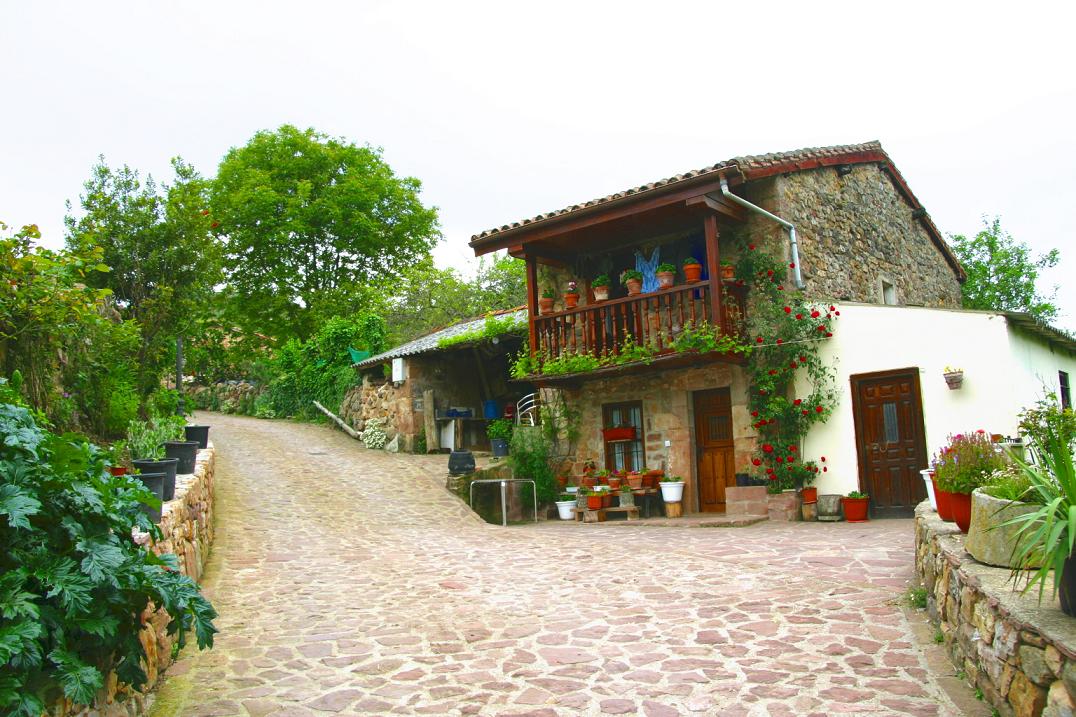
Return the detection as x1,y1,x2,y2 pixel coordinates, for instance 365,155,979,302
3,2,1074,328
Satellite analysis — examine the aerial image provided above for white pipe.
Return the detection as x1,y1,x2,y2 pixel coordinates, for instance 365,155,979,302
720,177,805,289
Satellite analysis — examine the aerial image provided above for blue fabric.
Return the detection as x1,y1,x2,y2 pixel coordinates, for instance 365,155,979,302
635,248,661,293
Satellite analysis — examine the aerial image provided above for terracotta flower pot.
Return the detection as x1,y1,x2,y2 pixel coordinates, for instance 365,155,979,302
587,494,603,510
656,271,675,289
608,477,621,490
580,476,596,489
684,263,702,283
108,465,128,477
539,297,555,314
841,496,870,522
625,279,642,295
626,473,643,489
800,486,817,503
565,293,579,309
721,264,735,279
949,491,972,533
593,285,609,301
932,478,955,522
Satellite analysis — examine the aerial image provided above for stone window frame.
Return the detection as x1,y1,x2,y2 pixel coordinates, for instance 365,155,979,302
878,274,899,306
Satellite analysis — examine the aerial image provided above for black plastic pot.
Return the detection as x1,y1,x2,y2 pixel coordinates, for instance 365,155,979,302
490,438,509,457
735,473,750,487
448,450,476,475
1061,554,1076,616
184,424,210,449
133,457,178,501
134,471,166,523
165,440,199,474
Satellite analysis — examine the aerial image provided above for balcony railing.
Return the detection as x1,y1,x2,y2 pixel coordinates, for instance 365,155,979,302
532,280,746,366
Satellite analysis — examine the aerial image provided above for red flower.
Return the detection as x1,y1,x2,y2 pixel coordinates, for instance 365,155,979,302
820,456,826,462
752,458,761,466
823,467,828,472
976,429,985,434
200,209,210,216
811,310,820,318
824,332,833,338
829,306,835,312
793,399,802,405
749,244,756,250
815,406,823,413
769,475,778,480
795,313,803,320
751,411,759,417
789,263,796,269
789,361,797,368
210,221,220,229
817,325,827,332
786,466,793,472
756,336,764,344
775,456,783,463
802,409,809,416
786,456,794,463
759,389,766,395
799,356,807,363
768,369,777,375
783,306,792,314
788,445,797,452
766,467,774,474
835,310,840,316
767,270,774,277
777,285,784,290
776,339,784,345
768,418,776,424
762,444,774,453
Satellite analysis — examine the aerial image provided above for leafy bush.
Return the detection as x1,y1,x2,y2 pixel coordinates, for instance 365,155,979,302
486,419,514,442
126,413,186,461
933,431,1008,494
1019,394,1076,461
508,426,558,504
0,403,216,715
981,466,1034,501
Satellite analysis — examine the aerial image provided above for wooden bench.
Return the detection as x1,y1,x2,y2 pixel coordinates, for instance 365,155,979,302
573,505,640,523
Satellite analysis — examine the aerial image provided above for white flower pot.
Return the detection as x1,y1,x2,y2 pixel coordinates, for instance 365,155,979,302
555,500,576,520
659,481,685,503
920,469,937,511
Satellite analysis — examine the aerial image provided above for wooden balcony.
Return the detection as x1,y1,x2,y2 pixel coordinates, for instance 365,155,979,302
530,280,747,380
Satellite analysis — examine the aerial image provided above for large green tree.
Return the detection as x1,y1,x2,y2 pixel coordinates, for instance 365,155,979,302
951,217,1060,322
65,157,221,398
210,125,441,342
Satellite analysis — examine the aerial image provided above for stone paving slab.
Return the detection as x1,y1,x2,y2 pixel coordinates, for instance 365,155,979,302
151,413,971,717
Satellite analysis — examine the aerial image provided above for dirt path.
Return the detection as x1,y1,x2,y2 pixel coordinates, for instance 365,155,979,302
151,412,971,717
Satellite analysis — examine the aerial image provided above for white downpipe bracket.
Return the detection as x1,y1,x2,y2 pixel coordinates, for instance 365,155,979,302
719,177,805,289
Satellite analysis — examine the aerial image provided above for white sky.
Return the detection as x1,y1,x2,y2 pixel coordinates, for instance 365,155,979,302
3,2,1074,329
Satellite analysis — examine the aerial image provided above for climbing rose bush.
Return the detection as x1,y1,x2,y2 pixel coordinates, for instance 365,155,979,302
0,402,217,715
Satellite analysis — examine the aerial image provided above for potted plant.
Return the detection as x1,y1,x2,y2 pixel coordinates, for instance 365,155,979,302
943,366,964,390
487,418,513,457
841,491,870,522
107,441,129,477
607,474,622,490
720,262,735,279
586,490,603,511
656,262,676,289
619,484,635,508
659,475,685,503
564,281,580,309
620,269,643,296
555,493,576,520
132,470,167,523
592,274,611,302
933,431,1007,533
160,414,199,474
965,467,1043,569
626,471,643,489
683,256,702,283
539,288,556,314
127,418,179,502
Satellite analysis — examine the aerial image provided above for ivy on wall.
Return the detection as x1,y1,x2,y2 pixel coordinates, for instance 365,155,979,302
735,243,838,491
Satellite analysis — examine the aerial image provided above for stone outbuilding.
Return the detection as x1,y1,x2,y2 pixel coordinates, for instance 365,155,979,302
342,308,534,453
467,140,1076,517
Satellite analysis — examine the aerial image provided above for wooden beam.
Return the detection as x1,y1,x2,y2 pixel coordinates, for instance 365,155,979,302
684,194,745,222
704,214,722,331
423,389,440,453
526,256,538,357
470,179,743,255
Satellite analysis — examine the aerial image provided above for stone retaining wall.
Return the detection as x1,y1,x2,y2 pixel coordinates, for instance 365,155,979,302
915,502,1076,717
54,446,217,717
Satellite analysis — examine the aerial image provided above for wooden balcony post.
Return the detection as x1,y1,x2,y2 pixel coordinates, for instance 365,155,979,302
526,256,538,357
703,213,723,330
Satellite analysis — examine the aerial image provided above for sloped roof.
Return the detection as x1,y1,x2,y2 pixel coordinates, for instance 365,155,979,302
1004,312,1076,355
468,141,964,281
352,308,527,369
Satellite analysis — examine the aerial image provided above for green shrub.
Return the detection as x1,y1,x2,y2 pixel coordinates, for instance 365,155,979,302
487,419,514,442
981,467,1035,502
508,426,557,504
0,403,216,715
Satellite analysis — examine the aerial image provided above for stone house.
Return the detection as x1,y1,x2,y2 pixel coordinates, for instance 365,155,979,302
467,141,1076,517
343,309,532,453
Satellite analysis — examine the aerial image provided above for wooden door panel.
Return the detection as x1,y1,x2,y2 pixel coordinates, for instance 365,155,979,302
694,388,734,513
851,369,928,518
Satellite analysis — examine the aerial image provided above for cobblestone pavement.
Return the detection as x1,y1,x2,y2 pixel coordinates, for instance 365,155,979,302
154,412,966,717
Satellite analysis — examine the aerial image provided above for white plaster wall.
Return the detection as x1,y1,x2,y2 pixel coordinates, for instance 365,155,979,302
798,303,1076,496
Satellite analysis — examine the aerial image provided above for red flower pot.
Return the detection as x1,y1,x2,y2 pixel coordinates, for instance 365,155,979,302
565,293,579,309
684,263,702,283
841,497,870,523
608,477,621,490
587,494,603,510
602,427,636,442
800,487,817,503
950,492,972,533
539,297,555,314
580,476,596,489
108,465,128,477
932,478,955,522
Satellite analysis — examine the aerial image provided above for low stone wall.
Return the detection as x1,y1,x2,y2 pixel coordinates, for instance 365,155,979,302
55,446,217,717
915,502,1076,717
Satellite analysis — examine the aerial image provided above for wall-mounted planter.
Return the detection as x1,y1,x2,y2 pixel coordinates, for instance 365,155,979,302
943,370,964,390
602,427,636,442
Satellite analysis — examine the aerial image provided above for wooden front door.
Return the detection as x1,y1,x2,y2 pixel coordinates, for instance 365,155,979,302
851,368,929,518
693,388,735,513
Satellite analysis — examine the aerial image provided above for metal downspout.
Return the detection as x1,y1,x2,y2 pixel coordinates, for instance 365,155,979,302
719,177,805,289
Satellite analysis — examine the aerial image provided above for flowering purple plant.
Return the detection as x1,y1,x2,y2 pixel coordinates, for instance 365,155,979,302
565,280,579,295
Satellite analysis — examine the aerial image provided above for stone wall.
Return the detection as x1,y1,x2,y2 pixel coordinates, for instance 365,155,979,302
552,362,753,511
188,381,263,415
915,502,1076,717
54,446,217,717
773,165,963,308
